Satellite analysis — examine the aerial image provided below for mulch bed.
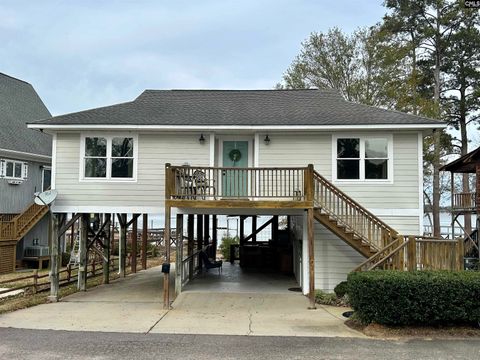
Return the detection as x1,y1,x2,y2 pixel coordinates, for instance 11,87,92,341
346,319,480,339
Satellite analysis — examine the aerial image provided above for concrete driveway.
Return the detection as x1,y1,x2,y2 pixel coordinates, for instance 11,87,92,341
0,266,362,337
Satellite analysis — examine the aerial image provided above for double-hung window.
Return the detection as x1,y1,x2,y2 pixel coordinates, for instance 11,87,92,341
0,159,28,180
82,135,136,181
334,136,391,181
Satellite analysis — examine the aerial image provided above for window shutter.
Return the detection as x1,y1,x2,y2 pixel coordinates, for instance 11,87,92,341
0,159,5,177
22,162,29,180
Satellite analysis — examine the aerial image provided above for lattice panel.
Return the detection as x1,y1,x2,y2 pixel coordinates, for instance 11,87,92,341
0,244,16,274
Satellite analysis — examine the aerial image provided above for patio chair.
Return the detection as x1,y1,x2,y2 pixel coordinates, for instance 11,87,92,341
199,251,222,274
192,170,216,199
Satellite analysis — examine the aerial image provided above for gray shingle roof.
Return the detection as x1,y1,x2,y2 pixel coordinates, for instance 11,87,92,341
30,89,444,127
0,73,51,156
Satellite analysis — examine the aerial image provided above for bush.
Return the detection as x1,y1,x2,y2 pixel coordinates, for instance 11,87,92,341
218,236,239,261
347,271,480,326
334,281,349,298
315,290,338,306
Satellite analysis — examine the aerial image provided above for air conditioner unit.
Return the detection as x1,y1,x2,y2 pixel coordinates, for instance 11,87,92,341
24,246,50,257
7,180,23,185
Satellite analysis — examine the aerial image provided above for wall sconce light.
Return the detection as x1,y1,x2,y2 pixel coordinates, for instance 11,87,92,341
264,134,271,145
199,134,205,144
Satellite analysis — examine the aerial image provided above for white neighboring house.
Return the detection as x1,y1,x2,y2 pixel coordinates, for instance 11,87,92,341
0,72,51,273
27,89,445,294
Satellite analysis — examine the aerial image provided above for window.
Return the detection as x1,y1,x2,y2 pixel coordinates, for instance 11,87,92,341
334,136,391,181
82,135,136,181
0,159,28,180
42,167,51,191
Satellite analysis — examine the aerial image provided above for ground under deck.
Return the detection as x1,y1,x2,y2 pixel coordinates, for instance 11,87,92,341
184,262,298,294
0,266,359,337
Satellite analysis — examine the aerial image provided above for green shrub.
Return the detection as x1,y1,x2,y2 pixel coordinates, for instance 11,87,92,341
334,281,349,298
219,236,239,261
315,290,338,306
347,271,480,326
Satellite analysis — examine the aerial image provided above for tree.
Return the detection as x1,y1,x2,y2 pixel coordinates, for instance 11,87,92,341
280,27,398,107
442,7,480,232
382,0,463,237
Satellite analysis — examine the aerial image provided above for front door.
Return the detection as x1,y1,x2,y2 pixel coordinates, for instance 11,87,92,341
222,141,249,197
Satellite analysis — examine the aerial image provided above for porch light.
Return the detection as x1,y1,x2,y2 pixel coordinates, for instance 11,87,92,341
264,135,271,145
199,134,205,144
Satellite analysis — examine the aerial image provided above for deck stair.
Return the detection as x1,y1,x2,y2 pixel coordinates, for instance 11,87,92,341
0,203,49,242
312,170,397,258
165,164,463,271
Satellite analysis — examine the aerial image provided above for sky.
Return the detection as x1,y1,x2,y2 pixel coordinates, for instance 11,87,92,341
0,0,386,116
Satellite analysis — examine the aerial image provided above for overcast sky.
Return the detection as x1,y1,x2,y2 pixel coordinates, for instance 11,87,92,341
1,0,385,115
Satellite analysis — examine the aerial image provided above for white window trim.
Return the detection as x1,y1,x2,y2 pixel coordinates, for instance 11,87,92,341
332,134,394,184
1,159,27,180
79,133,138,182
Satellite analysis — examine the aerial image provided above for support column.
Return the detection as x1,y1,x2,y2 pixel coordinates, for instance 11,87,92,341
307,208,316,309
212,215,218,259
78,214,87,291
142,214,148,270
251,216,257,243
187,214,194,280
175,214,184,296
103,214,111,284
163,206,171,309
48,213,60,302
119,214,127,277
131,215,138,273
272,215,279,240
197,214,203,272
239,216,245,246
111,214,115,257
204,214,210,247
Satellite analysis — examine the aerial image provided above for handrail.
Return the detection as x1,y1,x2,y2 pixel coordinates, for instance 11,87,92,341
354,238,400,271
312,170,397,250
313,171,396,234
166,164,308,200
0,203,48,241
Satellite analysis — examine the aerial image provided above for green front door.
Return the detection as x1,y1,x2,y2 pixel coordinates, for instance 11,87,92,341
222,141,249,197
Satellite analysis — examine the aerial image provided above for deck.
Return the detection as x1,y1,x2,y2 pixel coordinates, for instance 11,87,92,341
165,164,315,211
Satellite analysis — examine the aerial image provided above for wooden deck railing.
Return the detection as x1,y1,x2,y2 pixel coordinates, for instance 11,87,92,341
355,235,464,271
452,192,476,210
166,164,307,200
0,203,48,241
312,171,397,251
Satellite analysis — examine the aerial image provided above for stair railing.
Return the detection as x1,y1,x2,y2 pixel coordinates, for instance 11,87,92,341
312,171,397,251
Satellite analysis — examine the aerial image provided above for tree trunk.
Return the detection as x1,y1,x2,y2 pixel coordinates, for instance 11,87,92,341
460,83,472,234
432,6,442,238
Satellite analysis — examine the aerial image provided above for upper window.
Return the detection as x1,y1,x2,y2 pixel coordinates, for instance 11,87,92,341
42,167,51,191
0,159,28,180
82,135,136,181
335,136,391,181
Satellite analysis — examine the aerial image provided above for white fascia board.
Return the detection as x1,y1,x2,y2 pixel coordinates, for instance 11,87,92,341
0,148,52,163
28,123,447,131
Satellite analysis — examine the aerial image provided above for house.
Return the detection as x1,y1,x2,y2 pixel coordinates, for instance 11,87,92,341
27,89,446,306
0,73,52,273
440,146,479,266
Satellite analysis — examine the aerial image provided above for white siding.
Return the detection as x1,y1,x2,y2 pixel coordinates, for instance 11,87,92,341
313,221,366,293
53,132,210,212
258,131,421,210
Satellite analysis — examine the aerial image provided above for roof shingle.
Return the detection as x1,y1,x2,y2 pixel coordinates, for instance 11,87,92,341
30,89,444,127
0,73,51,156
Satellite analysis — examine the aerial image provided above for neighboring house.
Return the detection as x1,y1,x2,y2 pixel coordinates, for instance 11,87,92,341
28,89,445,303
0,73,52,273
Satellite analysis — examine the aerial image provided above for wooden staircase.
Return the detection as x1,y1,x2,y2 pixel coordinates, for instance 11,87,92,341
0,203,49,242
312,170,398,258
